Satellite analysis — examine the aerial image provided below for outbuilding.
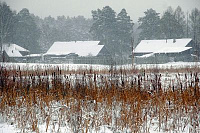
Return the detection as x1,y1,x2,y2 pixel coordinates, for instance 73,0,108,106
134,38,195,63
44,41,109,64
1,43,29,62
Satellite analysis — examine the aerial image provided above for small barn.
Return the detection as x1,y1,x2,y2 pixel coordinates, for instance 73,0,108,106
1,43,29,62
134,38,194,63
44,41,109,64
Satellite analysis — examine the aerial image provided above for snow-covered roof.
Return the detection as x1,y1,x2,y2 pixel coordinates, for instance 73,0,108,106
2,44,29,57
45,41,104,56
135,38,192,53
136,53,155,58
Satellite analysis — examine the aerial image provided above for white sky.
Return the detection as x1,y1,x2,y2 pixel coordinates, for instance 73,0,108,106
2,0,200,22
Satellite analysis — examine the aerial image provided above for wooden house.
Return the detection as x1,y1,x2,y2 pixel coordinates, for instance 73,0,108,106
134,38,195,63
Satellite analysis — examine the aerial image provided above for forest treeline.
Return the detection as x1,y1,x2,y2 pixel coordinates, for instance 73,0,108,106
0,2,200,56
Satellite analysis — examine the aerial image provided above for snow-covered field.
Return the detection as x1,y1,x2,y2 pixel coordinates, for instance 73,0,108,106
0,62,200,133
1,61,200,70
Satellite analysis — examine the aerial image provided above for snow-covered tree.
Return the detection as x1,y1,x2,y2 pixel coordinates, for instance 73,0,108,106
37,15,93,52
38,16,59,51
0,2,15,53
190,8,200,44
161,6,186,39
90,6,134,56
116,9,134,44
69,16,93,41
13,8,40,53
174,6,186,38
90,6,118,55
90,6,116,44
160,7,176,39
116,8,134,55
138,8,161,40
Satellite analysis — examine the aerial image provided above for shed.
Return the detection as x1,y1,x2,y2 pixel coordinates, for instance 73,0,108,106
2,43,29,57
1,44,29,62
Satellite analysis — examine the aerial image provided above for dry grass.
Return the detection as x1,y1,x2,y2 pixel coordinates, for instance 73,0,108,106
0,65,200,132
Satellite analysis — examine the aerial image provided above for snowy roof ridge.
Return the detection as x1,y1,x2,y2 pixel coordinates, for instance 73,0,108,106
141,38,192,42
55,41,100,44
45,41,103,56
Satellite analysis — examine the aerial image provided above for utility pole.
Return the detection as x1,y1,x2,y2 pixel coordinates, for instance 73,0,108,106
131,37,134,67
186,11,189,38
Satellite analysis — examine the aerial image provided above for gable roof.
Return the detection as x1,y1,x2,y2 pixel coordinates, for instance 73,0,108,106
2,44,29,57
134,38,192,54
45,41,104,56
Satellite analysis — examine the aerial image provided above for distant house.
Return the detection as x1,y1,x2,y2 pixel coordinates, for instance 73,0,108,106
1,44,29,62
44,41,109,64
134,38,194,63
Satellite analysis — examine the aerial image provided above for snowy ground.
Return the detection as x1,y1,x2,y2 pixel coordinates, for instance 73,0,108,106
1,61,200,71
0,123,20,133
0,62,200,133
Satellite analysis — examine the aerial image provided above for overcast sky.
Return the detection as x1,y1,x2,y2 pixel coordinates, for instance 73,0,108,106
2,0,200,22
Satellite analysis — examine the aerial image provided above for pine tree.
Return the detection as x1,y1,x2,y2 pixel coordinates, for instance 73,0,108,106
190,8,200,44
116,9,134,55
90,6,116,43
0,2,15,51
138,8,161,40
161,7,176,39
69,16,93,41
56,15,71,41
161,6,186,39
116,9,133,43
174,6,186,38
90,6,117,55
13,8,40,53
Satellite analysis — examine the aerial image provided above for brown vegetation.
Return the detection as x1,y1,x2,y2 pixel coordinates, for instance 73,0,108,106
0,65,199,132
